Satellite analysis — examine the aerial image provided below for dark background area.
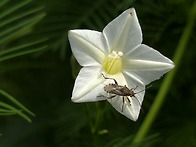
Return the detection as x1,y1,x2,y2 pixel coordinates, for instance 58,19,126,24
0,0,196,146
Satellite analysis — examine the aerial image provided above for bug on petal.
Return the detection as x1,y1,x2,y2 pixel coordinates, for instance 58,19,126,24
98,73,145,112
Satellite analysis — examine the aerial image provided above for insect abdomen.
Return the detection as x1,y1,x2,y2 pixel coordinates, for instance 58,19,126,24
104,84,130,96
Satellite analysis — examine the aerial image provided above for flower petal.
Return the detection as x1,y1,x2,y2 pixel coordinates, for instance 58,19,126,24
72,66,106,102
105,73,145,121
123,44,175,85
103,8,142,53
68,30,106,66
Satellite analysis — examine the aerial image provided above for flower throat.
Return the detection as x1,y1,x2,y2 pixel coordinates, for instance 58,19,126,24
104,51,123,75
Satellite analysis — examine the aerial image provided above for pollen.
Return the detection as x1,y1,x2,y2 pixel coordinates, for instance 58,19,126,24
104,51,123,75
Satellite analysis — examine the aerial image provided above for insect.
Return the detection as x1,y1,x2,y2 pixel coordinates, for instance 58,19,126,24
98,73,145,112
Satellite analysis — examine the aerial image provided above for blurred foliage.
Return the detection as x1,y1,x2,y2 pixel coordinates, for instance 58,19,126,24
0,0,46,126
0,0,196,147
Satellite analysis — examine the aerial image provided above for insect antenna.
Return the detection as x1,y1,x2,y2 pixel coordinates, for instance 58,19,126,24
135,85,152,94
132,85,152,113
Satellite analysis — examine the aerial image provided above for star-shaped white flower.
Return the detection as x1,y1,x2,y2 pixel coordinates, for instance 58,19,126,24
68,8,174,121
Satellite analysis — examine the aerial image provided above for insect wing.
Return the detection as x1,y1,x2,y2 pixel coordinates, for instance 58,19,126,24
110,86,125,95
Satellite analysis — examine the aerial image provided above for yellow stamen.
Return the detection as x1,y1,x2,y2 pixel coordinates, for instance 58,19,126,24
104,51,123,75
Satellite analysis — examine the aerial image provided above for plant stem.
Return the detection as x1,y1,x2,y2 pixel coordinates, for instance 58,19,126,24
133,1,196,143
83,103,94,130
84,102,106,147
91,102,105,134
92,102,106,147
83,103,99,147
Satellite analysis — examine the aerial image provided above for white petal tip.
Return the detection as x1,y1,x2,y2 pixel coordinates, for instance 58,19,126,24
129,112,139,121
168,63,175,70
71,97,80,103
132,118,137,122
130,8,135,13
68,30,76,36
171,63,175,68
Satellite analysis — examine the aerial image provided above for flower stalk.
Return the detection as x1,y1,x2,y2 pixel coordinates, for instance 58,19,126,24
133,1,196,143
84,102,106,147
91,102,105,134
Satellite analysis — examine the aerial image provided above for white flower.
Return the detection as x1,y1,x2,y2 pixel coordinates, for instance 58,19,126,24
68,8,174,121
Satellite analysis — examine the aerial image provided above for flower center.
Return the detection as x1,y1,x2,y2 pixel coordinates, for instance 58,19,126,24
104,51,123,75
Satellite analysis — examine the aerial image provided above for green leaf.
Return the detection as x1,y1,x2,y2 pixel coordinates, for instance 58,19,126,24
0,38,48,56
0,89,35,116
0,6,44,29
0,13,46,44
0,0,46,123
0,101,32,122
0,45,47,62
0,0,9,7
0,0,31,20
0,108,18,115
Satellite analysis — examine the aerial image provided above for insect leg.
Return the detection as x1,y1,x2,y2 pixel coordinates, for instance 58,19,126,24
122,97,132,112
97,94,117,99
101,73,118,85
122,96,125,112
107,95,117,99
130,96,144,112
132,95,141,106
125,96,132,111
97,95,105,97
127,97,131,105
